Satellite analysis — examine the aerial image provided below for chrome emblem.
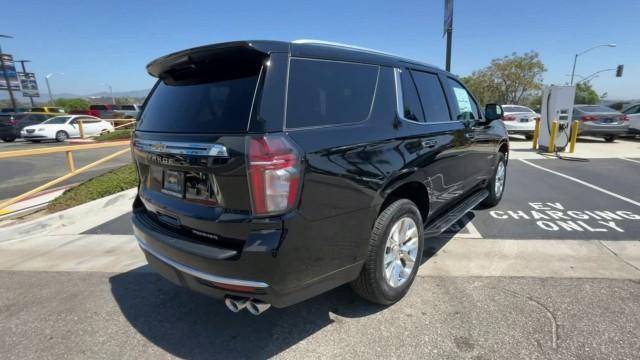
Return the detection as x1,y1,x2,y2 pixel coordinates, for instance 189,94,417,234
152,143,166,152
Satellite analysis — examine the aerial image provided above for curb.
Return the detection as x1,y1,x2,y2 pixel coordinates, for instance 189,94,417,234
0,188,136,243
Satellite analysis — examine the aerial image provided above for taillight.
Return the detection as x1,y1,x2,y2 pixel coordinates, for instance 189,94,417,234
619,115,629,121
581,115,597,122
502,115,515,121
247,135,302,216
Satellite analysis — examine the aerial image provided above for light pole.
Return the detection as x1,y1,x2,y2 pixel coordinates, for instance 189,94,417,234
103,82,114,104
0,34,17,111
15,59,34,107
45,73,63,106
570,43,616,85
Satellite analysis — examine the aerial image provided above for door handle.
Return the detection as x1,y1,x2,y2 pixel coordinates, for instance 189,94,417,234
421,139,438,148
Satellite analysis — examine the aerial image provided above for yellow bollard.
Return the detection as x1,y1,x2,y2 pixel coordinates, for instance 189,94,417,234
569,120,580,153
532,118,541,149
65,151,75,172
78,120,85,139
548,120,558,153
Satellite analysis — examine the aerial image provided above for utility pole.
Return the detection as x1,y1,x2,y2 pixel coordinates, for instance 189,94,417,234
443,0,453,72
0,34,17,111
15,60,35,107
104,82,114,104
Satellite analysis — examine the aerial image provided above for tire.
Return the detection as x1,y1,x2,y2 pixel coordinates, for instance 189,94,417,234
524,134,533,141
100,129,109,134
481,152,507,207
30,140,41,143
1,137,15,142
351,199,424,305
604,135,616,143
55,131,69,142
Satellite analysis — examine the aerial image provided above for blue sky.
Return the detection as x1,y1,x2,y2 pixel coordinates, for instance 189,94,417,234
2,0,637,99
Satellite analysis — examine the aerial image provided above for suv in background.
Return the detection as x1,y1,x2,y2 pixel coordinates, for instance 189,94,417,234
89,104,121,118
0,112,54,142
132,40,509,315
113,104,141,118
622,103,640,135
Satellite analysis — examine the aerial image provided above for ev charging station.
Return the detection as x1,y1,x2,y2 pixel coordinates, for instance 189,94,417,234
538,85,576,152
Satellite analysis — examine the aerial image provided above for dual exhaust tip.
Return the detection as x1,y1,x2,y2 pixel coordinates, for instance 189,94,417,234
224,296,271,315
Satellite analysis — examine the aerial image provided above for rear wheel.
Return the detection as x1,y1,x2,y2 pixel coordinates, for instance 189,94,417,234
351,199,424,305
524,134,533,140
55,131,69,142
604,135,616,142
481,152,506,207
1,137,15,142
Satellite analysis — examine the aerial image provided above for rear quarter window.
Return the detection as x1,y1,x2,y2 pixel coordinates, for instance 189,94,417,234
286,59,378,129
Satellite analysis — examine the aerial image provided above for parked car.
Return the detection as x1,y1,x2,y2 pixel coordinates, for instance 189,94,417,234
113,104,141,118
30,107,67,114
89,104,121,119
131,40,509,314
1,107,30,114
0,112,54,142
622,103,640,135
500,105,539,140
572,105,629,142
21,115,114,142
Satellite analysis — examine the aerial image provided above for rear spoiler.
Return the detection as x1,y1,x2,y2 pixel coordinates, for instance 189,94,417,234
146,41,289,78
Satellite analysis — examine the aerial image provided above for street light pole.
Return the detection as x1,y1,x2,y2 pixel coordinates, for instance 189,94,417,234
15,60,34,107
103,82,114,104
570,43,616,85
0,34,17,111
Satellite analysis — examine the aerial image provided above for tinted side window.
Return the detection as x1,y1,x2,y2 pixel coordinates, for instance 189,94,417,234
399,69,424,122
286,59,378,128
446,78,479,121
411,70,451,122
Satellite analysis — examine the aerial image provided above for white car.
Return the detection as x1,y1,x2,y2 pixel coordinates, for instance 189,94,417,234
622,103,640,135
501,104,540,140
22,115,114,142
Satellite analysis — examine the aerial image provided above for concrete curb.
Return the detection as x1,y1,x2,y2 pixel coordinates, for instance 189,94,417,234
0,188,136,243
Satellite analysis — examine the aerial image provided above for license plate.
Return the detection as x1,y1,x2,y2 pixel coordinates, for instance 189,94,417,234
602,118,613,124
162,170,184,197
519,118,528,123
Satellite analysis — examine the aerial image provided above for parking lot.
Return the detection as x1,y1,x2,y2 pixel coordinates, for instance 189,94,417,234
0,139,130,200
0,138,639,359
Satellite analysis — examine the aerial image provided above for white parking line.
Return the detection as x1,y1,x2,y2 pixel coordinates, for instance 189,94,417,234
519,159,640,208
620,157,640,165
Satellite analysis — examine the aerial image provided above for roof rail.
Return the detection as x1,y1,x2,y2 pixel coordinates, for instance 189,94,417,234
291,39,401,58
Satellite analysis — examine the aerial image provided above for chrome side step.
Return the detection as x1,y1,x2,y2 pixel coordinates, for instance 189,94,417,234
424,189,488,237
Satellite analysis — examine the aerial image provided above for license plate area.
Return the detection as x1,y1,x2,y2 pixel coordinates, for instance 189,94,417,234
162,170,184,197
159,168,219,204
519,118,529,123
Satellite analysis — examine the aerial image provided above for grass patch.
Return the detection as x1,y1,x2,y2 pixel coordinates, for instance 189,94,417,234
94,129,132,142
48,164,137,212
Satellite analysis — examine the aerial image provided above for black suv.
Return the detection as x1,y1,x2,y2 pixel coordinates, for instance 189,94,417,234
132,40,508,315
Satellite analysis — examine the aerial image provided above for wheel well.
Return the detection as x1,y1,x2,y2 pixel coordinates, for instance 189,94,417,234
499,142,509,161
380,182,429,222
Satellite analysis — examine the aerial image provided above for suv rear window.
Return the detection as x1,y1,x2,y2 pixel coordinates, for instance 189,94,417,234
286,59,378,128
138,69,262,133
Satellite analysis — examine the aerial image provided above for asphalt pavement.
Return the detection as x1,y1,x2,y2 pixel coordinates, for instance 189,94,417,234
0,139,131,200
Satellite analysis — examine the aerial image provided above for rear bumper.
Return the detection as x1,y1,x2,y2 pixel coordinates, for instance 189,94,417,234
578,123,629,136
0,127,18,138
133,206,365,308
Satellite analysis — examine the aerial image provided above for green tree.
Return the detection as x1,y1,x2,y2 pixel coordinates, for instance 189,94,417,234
574,82,599,104
461,51,546,105
54,98,90,111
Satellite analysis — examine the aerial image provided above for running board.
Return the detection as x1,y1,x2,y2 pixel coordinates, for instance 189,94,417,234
424,189,488,237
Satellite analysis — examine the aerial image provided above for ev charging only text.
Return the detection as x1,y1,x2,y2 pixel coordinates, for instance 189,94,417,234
489,202,639,232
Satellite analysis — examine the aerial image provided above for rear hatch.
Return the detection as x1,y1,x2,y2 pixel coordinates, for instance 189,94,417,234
0,115,18,132
133,43,286,247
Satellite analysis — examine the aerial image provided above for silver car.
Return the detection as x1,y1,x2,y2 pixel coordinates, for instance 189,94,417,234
573,105,629,142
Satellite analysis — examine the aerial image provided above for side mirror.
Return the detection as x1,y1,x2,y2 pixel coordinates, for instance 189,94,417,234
484,103,503,122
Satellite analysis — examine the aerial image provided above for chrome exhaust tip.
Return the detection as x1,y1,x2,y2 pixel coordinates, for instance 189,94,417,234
224,296,249,313
247,300,271,315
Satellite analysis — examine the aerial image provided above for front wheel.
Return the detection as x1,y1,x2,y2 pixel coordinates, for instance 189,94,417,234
481,152,507,207
1,137,16,142
604,135,616,143
351,199,424,305
55,131,69,142
524,134,534,141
